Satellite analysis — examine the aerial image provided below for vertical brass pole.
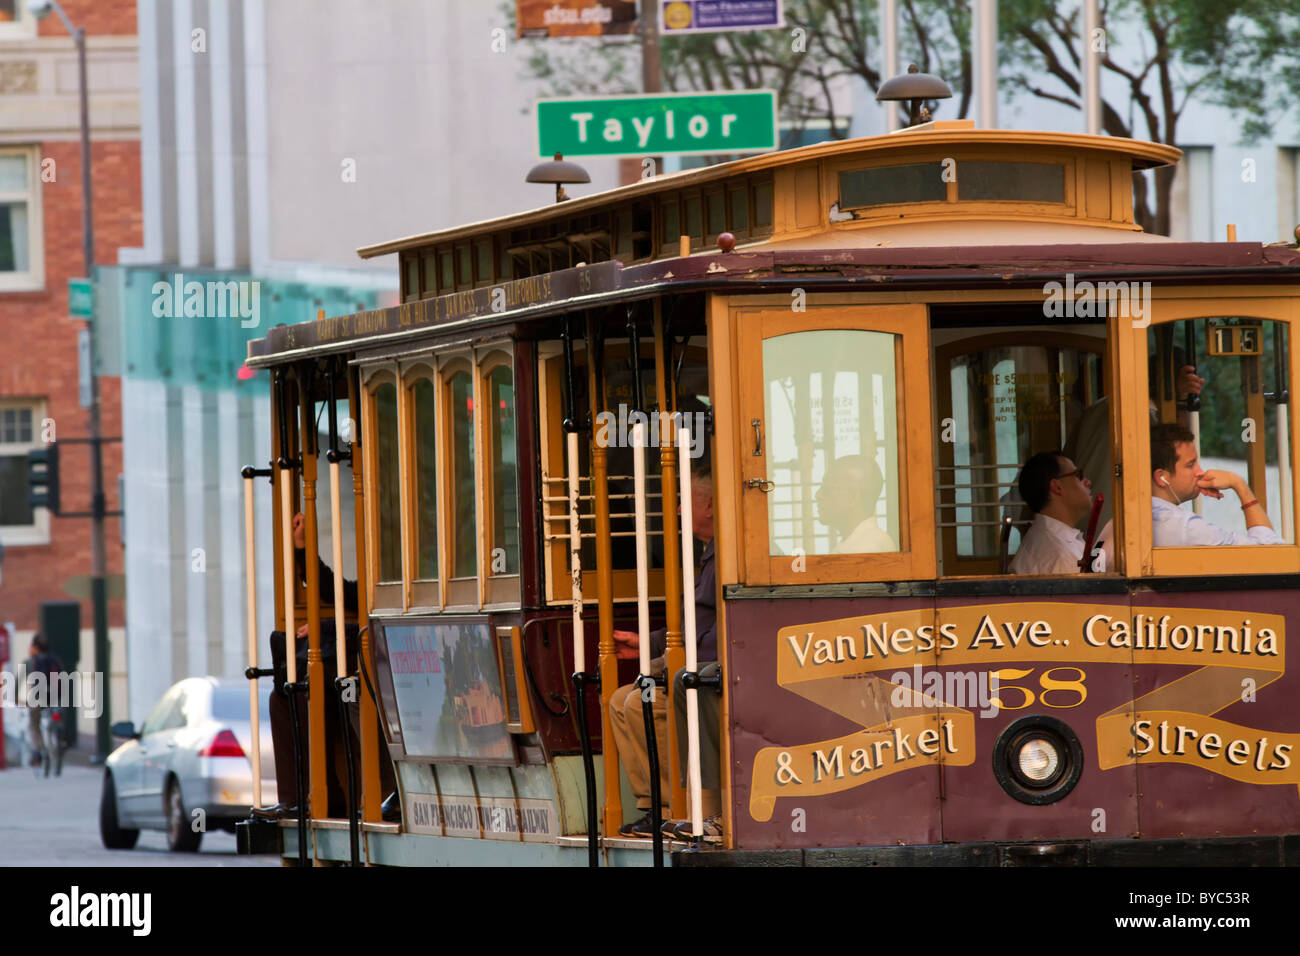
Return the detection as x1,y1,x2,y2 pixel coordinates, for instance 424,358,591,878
654,301,686,818
300,375,328,819
587,316,621,836
350,369,382,823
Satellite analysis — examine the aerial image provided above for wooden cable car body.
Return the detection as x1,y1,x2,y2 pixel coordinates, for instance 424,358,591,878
244,120,1300,866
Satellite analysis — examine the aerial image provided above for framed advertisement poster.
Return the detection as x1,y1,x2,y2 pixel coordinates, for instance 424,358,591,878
371,617,516,765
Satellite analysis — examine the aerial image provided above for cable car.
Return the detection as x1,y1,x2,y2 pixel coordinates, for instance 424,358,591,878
239,114,1300,866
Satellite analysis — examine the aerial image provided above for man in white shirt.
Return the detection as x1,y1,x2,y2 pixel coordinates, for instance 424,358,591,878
815,454,899,554
1010,451,1105,574
1150,422,1283,546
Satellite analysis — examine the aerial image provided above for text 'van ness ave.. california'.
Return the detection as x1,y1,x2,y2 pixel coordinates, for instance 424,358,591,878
785,611,1280,669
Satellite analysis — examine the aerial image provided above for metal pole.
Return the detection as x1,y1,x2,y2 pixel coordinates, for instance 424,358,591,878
677,427,703,838
973,0,997,128
62,17,111,762
1083,0,1101,135
882,0,899,132
244,475,262,808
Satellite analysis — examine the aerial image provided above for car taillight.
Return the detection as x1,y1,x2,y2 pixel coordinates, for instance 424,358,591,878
200,729,245,758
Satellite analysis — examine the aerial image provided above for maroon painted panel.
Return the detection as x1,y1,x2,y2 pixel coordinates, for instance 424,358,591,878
1132,588,1300,839
935,595,1140,844
725,596,943,850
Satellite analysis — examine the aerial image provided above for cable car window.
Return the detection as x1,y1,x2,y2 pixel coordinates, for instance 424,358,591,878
958,162,1065,203
486,364,518,575
937,335,1103,574
374,381,402,583
706,191,725,237
1146,317,1293,548
448,370,477,578
684,195,702,241
753,181,773,229
412,377,438,580
763,329,900,556
730,186,748,234
839,163,945,209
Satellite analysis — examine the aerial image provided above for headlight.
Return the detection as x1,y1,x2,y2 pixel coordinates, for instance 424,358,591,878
992,716,1083,805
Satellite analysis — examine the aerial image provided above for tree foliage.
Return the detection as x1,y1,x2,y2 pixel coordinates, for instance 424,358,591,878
511,0,1300,234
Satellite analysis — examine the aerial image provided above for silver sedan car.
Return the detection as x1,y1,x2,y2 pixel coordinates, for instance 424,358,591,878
100,676,277,851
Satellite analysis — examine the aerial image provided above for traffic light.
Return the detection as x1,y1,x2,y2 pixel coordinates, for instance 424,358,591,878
28,444,60,515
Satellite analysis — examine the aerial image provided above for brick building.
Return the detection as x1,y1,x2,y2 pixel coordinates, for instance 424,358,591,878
0,0,139,738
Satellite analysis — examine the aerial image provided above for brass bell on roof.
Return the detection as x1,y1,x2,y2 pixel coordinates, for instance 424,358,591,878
876,64,953,127
526,153,591,203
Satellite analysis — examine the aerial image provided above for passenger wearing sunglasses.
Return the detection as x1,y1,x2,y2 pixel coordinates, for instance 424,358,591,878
1011,451,1108,574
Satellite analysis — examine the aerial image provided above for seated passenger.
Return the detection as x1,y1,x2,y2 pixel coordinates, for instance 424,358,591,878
815,455,898,554
1150,423,1283,546
1011,451,1106,574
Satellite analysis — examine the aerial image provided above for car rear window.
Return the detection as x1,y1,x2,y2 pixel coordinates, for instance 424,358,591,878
211,684,271,723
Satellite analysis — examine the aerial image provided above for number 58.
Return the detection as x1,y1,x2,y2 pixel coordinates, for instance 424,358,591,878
990,667,1087,710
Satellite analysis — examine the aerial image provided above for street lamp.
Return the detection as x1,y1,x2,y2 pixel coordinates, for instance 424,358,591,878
29,0,112,762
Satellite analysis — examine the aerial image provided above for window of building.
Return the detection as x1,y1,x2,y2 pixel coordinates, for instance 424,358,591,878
0,399,48,545
0,148,43,292
0,1,36,38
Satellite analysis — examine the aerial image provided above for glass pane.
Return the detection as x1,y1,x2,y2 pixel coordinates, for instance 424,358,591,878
1147,318,1293,545
449,371,477,578
763,330,901,556
413,378,438,580
457,247,472,286
405,259,419,298
374,383,402,583
0,454,32,526
422,254,436,294
730,188,748,232
840,163,946,208
959,162,1065,203
476,240,492,283
753,182,773,228
685,196,702,239
706,192,725,235
0,202,29,272
487,366,518,574
0,154,26,190
440,252,453,290
660,201,679,246
947,346,1102,560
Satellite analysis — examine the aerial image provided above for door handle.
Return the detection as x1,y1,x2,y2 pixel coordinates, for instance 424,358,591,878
745,478,775,493
751,419,763,456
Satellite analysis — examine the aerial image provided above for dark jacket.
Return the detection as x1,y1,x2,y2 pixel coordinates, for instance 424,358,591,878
649,539,717,663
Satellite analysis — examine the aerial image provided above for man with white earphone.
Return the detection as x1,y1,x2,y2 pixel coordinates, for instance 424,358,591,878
1151,423,1283,546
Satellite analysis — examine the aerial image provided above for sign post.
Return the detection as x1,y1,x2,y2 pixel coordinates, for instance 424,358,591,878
538,90,778,158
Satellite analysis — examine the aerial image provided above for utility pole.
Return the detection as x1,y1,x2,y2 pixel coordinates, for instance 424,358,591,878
36,0,111,761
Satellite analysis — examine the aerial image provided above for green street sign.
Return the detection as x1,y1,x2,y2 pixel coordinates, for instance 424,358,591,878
538,90,778,158
69,277,94,319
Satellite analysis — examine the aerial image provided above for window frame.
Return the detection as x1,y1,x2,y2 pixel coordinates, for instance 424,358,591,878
823,149,1079,224
439,355,480,609
0,1,36,38
361,365,404,611
933,330,1109,576
0,397,49,546
401,360,443,611
1123,294,1300,576
477,348,521,607
733,301,936,586
0,146,44,292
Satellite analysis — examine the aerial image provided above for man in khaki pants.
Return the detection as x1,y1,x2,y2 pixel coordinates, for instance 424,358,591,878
607,474,715,836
